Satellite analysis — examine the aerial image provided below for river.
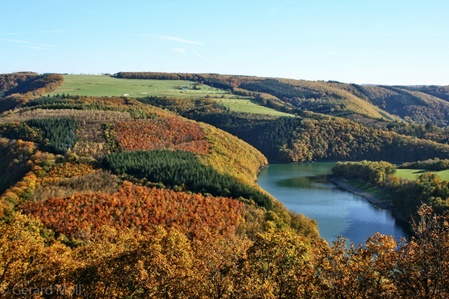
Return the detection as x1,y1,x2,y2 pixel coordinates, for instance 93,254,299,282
257,162,408,245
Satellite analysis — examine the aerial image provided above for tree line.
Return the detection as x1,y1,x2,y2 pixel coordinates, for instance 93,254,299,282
0,72,38,94
399,158,449,171
332,160,449,219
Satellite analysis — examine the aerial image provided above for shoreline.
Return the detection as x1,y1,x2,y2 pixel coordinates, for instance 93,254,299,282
331,178,409,225
331,178,393,209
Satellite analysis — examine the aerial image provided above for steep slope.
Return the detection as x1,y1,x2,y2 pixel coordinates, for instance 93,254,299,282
190,112,449,163
399,85,449,102
240,78,397,120
357,85,449,126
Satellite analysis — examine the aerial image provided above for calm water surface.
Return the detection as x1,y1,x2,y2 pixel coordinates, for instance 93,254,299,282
258,162,408,245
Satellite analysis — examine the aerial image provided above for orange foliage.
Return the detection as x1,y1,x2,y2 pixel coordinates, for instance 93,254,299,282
22,181,243,240
114,117,210,154
41,163,96,184
11,139,36,154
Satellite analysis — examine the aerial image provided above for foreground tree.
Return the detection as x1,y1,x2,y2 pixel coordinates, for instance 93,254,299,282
233,229,312,298
394,204,449,299
0,214,75,298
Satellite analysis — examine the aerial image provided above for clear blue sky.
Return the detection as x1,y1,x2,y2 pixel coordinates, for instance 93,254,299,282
1,0,448,85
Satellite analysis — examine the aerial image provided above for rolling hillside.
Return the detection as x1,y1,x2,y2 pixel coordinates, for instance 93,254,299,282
50,75,293,116
0,71,318,242
359,85,449,126
114,72,396,121
2,72,449,298
49,73,449,127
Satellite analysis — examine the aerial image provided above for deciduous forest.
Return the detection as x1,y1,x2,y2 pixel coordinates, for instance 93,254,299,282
1,72,449,298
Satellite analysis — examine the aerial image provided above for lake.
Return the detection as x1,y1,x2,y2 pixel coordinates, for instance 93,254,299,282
257,162,409,245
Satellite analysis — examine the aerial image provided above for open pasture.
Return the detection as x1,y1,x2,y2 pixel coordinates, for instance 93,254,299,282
395,168,449,181
50,75,294,117
50,75,229,98
216,98,294,117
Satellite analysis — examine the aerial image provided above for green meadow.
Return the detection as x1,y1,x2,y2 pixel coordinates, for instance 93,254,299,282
50,75,228,98
395,168,449,181
216,98,294,117
50,75,294,117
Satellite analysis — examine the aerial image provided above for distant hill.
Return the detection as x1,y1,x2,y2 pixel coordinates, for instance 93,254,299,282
399,85,449,102
114,72,395,120
114,72,449,127
357,85,449,126
0,72,64,112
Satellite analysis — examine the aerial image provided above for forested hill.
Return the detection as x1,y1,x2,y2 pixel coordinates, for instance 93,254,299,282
0,72,322,295
0,73,318,245
2,72,449,297
138,94,449,164
359,85,449,126
116,72,449,126
0,72,64,112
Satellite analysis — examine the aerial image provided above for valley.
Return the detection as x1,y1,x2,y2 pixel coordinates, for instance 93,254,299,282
1,71,449,298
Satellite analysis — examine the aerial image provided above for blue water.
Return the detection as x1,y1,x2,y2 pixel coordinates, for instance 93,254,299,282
258,162,408,245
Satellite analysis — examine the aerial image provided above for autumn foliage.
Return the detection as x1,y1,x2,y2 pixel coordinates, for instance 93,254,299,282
0,73,64,112
103,150,273,209
114,117,210,154
4,206,449,298
0,72,38,92
23,181,244,240
5,73,449,298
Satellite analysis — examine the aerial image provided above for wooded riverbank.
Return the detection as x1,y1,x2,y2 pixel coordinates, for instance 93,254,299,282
331,178,409,225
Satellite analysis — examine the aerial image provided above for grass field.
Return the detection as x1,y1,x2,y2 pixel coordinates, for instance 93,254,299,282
395,169,449,181
50,75,294,117
50,75,229,98
216,98,294,117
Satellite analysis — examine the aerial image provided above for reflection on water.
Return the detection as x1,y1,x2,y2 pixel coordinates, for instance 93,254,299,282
258,162,409,245
277,174,332,190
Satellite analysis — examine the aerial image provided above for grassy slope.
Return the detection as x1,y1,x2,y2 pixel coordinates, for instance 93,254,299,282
51,75,293,117
50,75,227,98
216,98,293,117
54,74,449,126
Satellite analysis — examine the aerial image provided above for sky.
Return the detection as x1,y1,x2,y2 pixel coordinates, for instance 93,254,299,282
1,0,448,85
